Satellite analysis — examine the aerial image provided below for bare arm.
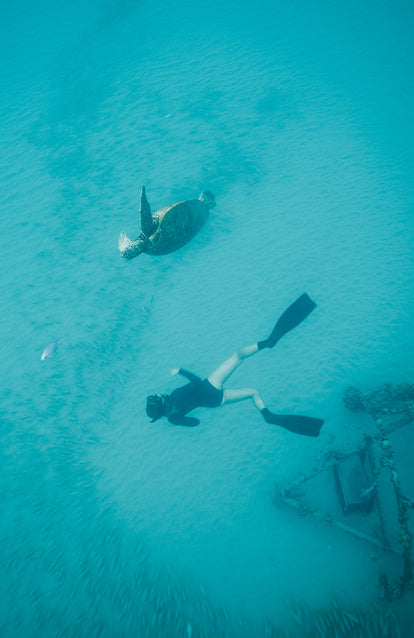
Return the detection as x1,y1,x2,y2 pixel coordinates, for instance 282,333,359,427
170,368,201,383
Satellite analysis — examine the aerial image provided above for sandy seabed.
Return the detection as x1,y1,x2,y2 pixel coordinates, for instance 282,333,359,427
1,0,414,635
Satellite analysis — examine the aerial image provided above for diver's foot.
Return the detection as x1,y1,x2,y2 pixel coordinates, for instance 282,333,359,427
261,408,277,423
257,338,272,350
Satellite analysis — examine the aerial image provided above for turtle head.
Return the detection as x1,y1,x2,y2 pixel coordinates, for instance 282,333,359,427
199,191,215,209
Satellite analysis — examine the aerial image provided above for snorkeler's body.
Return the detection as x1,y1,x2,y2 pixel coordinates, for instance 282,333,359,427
146,294,324,437
163,372,223,427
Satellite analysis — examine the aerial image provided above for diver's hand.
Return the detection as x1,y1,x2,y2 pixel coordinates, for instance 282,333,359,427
170,368,179,376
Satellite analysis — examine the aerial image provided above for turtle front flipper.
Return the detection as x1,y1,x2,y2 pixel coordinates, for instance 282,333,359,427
140,186,156,236
119,231,143,259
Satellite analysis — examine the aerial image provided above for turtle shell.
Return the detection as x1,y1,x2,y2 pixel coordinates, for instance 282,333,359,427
145,199,209,255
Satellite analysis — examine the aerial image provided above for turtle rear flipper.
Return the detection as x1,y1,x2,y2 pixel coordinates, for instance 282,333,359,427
119,231,132,252
119,232,142,259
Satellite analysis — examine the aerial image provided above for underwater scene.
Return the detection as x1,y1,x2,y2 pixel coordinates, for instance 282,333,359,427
1,0,414,636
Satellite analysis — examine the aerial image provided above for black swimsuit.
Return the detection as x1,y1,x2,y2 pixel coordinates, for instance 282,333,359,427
167,369,223,426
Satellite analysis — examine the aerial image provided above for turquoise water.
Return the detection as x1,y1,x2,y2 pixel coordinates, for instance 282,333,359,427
1,1,414,636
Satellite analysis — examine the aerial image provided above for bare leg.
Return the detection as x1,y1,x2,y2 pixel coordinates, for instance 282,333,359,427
207,343,259,389
221,387,265,411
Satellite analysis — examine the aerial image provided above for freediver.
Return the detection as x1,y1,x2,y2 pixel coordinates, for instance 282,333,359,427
146,293,324,436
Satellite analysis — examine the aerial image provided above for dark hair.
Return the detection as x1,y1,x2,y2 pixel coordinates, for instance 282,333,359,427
146,394,166,422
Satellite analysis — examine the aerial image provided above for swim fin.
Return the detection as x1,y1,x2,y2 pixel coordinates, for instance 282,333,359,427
258,293,317,350
261,408,323,437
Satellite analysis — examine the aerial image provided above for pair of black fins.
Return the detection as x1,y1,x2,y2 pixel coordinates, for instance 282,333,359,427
259,293,324,437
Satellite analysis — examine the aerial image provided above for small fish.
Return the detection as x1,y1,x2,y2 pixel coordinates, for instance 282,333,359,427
360,483,376,499
41,338,66,360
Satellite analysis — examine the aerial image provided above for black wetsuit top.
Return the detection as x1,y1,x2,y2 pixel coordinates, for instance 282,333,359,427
166,369,223,427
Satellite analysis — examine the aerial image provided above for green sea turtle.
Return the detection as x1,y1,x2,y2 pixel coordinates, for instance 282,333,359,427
119,186,215,259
